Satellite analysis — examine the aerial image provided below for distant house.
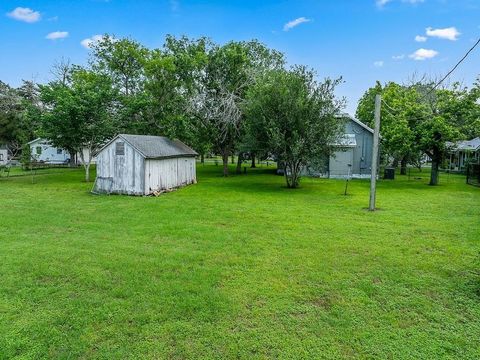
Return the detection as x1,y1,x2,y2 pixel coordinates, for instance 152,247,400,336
27,138,97,165
0,146,8,166
447,137,480,171
93,134,198,195
28,138,70,164
302,114,376,178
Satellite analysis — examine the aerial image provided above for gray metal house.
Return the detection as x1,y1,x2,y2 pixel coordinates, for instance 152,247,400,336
93,134,198,195
303,114,375,178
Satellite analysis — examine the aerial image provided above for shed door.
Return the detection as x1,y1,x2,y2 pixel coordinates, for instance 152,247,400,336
329,149,354,177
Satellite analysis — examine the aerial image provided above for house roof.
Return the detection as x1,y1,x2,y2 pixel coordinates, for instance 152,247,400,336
106,134,198,159
337,113,375,134
27,138,44,145
448,137,480,152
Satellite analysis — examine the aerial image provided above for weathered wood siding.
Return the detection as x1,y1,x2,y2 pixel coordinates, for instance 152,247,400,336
95,139,145,195
144,157,196,194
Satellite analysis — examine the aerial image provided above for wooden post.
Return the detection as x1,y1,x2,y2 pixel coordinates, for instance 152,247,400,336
369,94,381,211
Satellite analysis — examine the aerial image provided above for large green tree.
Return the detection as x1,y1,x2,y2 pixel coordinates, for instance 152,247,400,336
186,39,284,176
90,35,150,134
357,79,469,185
245,66,345,188
40,67,119,181
0,80,42,157
356,81,426,174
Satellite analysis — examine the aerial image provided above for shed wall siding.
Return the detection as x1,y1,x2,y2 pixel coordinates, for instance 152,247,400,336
344,121,373,176
145,157,196,194
95,139,145,194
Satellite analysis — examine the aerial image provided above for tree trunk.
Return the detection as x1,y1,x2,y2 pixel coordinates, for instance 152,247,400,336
251,153,256,168
79,149,91,182
236,152,243,174
68,149,76,167
85,164,90,182
222,152,229,177
400,157,407,175
200,153,205,164
284,163,291,188
392,158,399,168
231,154,235,164
430,155,439,186
284,161,301,188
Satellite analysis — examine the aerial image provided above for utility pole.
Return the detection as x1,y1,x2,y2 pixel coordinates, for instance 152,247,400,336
369,94,381,211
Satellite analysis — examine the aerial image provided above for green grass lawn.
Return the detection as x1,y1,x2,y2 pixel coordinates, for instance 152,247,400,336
0,165,479,359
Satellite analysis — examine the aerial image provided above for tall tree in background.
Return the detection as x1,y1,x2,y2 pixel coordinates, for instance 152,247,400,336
90,35,150,133
245,66,345,188
40,67,118,181
413,83,461,186
433,80,480,139
162,36,213,161
356,78,472,185
356,81,424,174
187,39,284,176
0,80,42,157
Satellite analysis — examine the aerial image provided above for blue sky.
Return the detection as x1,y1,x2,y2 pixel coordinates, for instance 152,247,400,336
1,0,479,113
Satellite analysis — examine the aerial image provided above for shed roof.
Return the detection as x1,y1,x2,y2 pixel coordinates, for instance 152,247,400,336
113,134,198,159
337,113,375,134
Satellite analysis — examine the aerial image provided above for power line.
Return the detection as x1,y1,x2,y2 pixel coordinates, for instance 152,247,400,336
381,36,480,104
380,37,480,122
381,99,434,123
426,37,480,95
381,99,400,113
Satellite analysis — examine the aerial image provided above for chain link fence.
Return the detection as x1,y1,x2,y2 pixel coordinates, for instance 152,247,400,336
466,164,480,187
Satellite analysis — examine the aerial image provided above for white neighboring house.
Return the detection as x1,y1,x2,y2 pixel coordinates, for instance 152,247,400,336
27,138,97,165
28,138,70,164
93,134,198,195
447,137,480,171
0,147,8,166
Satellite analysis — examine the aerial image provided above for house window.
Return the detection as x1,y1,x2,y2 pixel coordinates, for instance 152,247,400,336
36,146,42,155
115,142,125,156
0,154,3,161
57,148,63,154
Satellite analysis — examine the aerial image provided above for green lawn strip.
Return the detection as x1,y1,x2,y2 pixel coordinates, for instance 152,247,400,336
0,165,478,359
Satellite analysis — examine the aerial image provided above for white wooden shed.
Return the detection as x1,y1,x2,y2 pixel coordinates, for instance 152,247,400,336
93,134,198,195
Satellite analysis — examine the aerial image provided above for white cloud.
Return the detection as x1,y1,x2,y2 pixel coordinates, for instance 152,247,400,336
377,0,423,7
409,48,439,60
426,27,460,41
415,35,427,42
392,54,405,60
374,61,384,67
283,17,311,31
46,31,69,40
7,7,41,23
80,34,105,49
376,0,392,7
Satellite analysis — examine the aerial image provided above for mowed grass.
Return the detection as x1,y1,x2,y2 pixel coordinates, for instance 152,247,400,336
0,165,479,359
